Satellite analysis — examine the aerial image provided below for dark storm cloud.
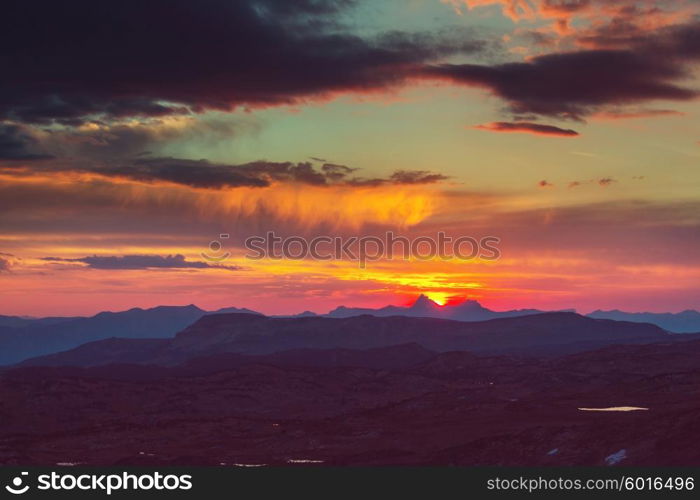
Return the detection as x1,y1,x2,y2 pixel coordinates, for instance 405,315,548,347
0,156,448,189
0,124,53,160
320,163,358,182
425,48,698,120
41,254,240,271
0,0,485,125
1,0,694,137
103,157,448,188
423,20,700,120
386,170,450,184
475,121,579,136
343,170,449,187
103,158,271,189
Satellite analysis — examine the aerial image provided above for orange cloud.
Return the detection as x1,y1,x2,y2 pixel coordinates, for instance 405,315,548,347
443,0,539,21
445,0,700,48
0,168,442,233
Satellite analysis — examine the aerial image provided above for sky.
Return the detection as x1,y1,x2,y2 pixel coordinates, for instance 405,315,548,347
1,0,699,316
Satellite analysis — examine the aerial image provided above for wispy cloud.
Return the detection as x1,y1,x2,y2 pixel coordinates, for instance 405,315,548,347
41,254,240,271
475,121,579,137
1,156,449,191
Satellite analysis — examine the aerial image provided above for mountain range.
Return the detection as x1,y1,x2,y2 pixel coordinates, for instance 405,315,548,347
325,294,553,321
17,311,675,368
0,305,260,365
325,295,700,333
588,309,700,333
2,296,698,365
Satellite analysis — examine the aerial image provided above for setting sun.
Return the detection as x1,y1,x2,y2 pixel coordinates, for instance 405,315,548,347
425,292,449,306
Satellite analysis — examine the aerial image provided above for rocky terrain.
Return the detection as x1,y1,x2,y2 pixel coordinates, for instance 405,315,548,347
2,337,700,466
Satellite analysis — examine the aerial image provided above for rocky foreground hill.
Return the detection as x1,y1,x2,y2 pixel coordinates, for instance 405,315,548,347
2,335,700,466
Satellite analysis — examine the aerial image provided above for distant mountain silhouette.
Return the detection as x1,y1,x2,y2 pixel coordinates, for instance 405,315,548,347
4,298,697,365
326,296,700,333
0,305,263,365
273,310,318,318
167,312,672,358
0,314,80,328
326,294,564,321
212,306,264,316
587,309,700,333
18,311,671,368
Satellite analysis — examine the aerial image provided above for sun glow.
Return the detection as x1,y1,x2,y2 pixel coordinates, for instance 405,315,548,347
425,292,449,305
0,170,441,231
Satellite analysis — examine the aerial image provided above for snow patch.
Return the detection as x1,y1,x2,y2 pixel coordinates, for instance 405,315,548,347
605,449,627,465
579,407,648,412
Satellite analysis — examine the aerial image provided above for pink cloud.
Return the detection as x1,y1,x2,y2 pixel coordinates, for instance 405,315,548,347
474,121,579,137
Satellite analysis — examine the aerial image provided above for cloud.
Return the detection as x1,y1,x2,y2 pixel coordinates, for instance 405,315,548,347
0,256,10,272
566,178,618,188
0,124,53,160
2,1,694,131
425,44,699,119
0,0,485,125
349,170,451,186
2,156,449,190
475,121,579,136
427,197,700,267
41,254,239,271
0,169,442,237
320,163,358,182
449,1,699,44
592,108,685,120
32,116,263,161
572,2,700,49
445,0,541,21
389,170,450,184
102,158,271,189
538,180,554,187
431,4,700,121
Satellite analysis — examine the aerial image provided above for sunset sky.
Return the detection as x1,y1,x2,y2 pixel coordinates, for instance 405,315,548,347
1,0,699,316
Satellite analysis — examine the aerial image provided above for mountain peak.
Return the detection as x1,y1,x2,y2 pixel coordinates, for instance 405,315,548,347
411,294,440,310
454,299,488,312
